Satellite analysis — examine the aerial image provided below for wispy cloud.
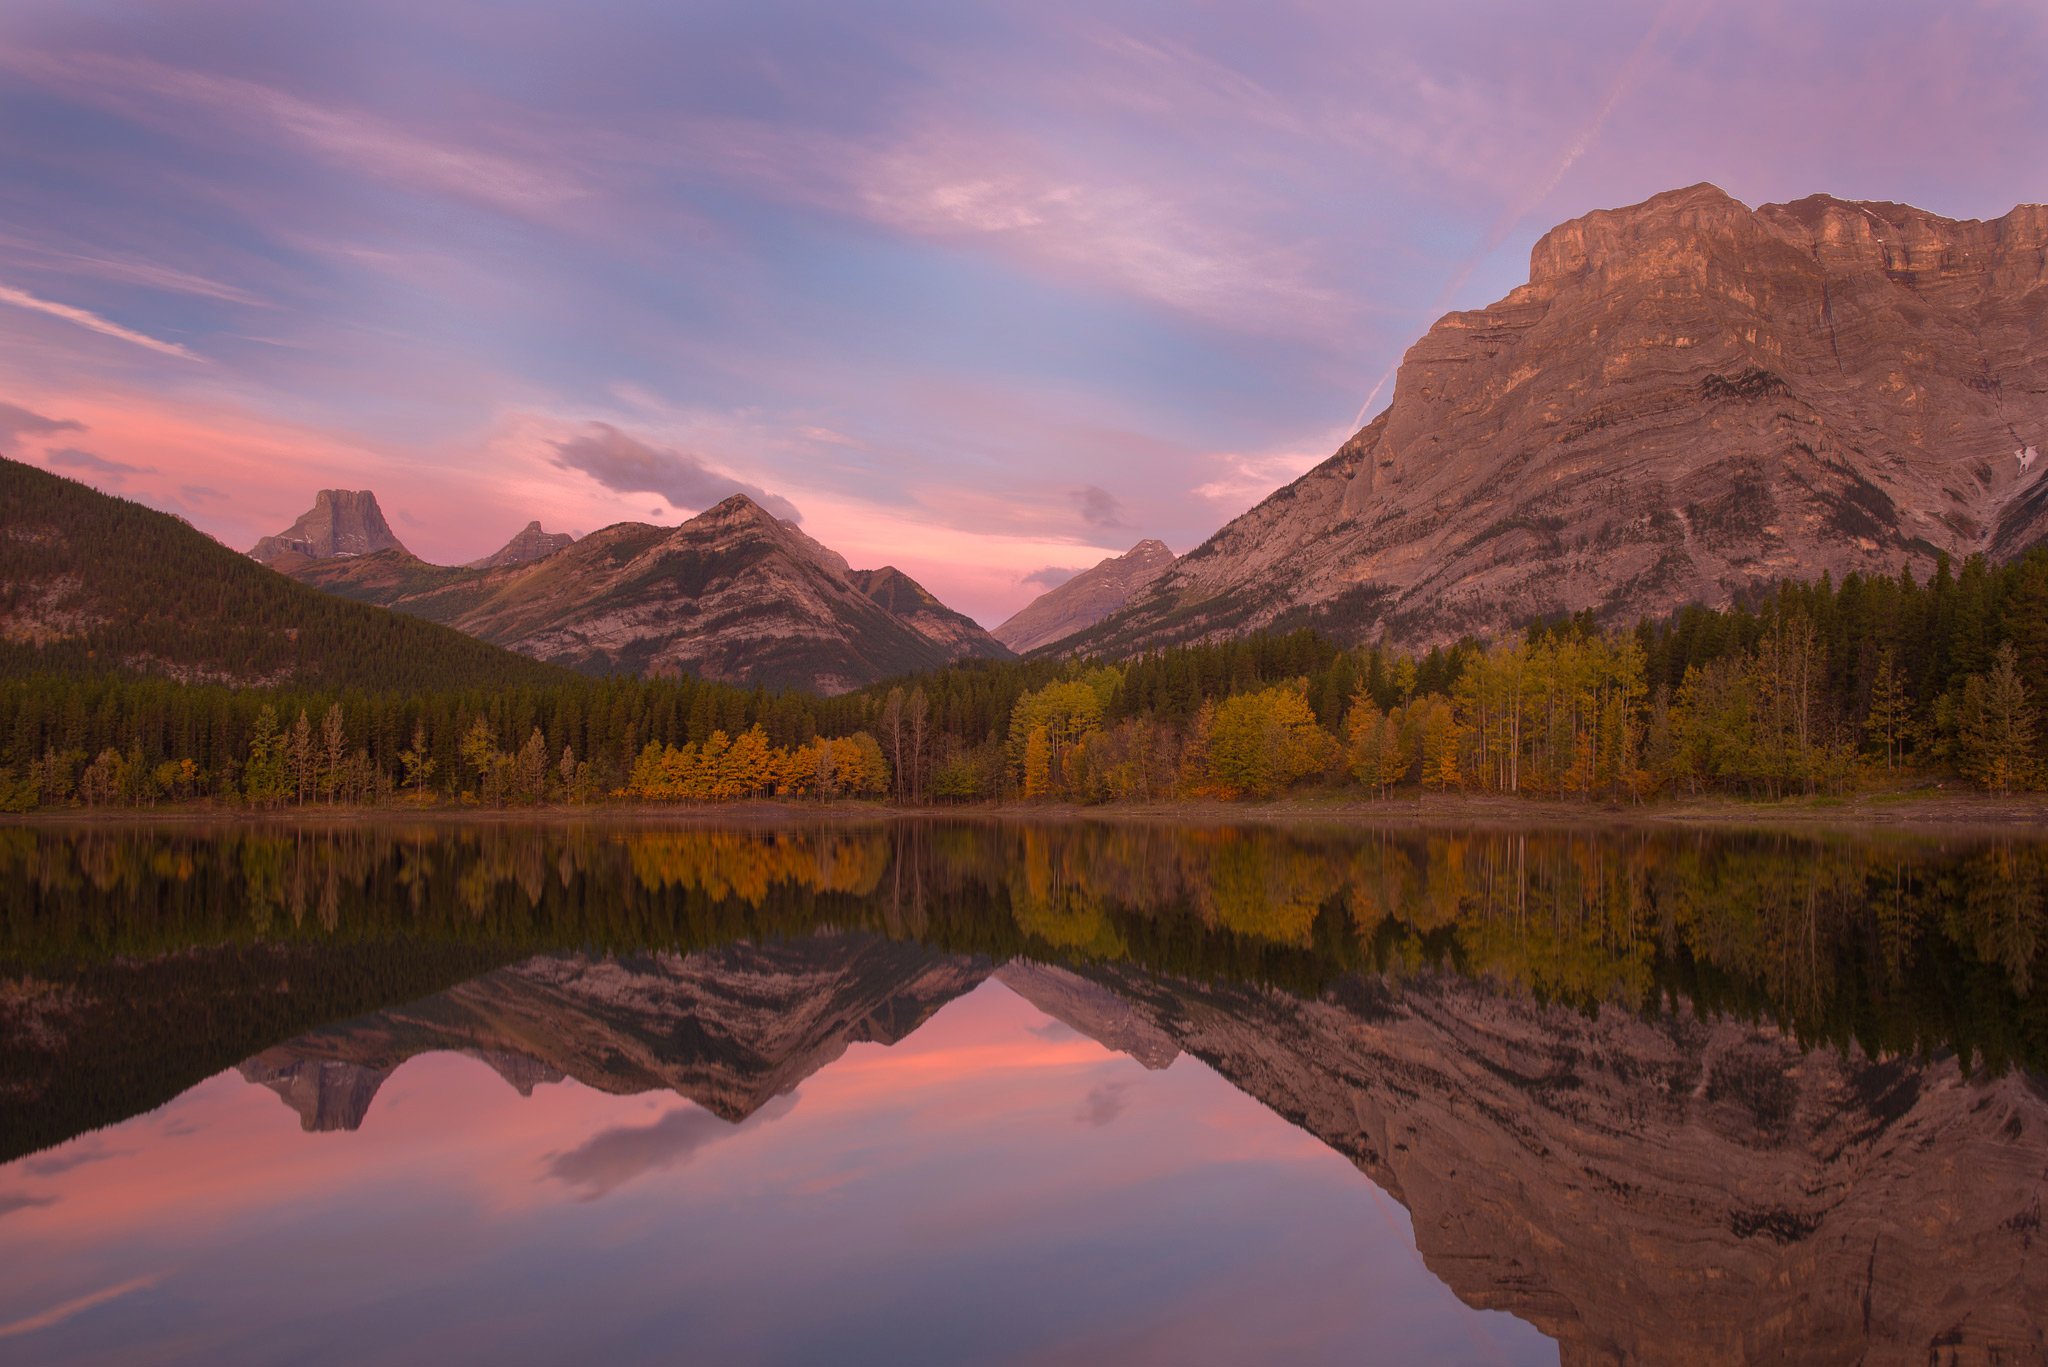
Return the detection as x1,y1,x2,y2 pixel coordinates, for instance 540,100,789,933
46,447,151,477
0,282,199,360
548,422,801,522
0,400,84,451
1,48,578,218
0,1192,55,1219
542,1093,797,1201
1022,564,1082,590
1077,1078,1132,1127
0,1275,158,1341
0,233,268,307
1070,485,1125,529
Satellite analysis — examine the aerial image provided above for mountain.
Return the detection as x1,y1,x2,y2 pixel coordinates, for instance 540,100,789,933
1070,184,2048,656
248,488,407,563
280,494,1009,692
237,938,991,1130
992,539,1175,655
0,457,571,690
848,565,1011,662
467,520,575,569
1072,962,2048,1365
231,941,2048,1362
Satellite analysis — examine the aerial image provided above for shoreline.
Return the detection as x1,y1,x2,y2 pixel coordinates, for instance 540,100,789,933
6,790,2045,837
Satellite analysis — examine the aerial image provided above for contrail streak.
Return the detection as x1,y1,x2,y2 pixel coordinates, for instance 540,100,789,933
0,282,201,360
0,1275,159,1339
1348,0,1705,432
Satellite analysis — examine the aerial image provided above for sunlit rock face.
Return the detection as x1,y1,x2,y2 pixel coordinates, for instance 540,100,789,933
1075,184,2048,654
248,489,408,563
1078,965,2048,1367
993,539,1176,655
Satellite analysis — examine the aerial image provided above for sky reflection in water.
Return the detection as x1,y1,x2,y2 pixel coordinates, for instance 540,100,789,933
0,976,1553,1366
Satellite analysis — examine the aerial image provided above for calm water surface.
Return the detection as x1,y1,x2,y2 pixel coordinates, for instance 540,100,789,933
1,822,2044,1364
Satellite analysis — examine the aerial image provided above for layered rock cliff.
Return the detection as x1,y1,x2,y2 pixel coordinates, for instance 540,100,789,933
1072,184,2048,654
993,539,1176,655
248,489,408,563
281,494,1008,692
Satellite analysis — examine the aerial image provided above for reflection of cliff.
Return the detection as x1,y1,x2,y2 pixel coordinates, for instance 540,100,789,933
1071,964,2048,1367
238,935,990,1130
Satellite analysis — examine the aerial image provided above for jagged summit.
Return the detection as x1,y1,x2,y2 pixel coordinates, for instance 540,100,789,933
1068,184,2048,656
277,490,1008,692
467,520,575,570
249,488,407,563
993,538,1176,655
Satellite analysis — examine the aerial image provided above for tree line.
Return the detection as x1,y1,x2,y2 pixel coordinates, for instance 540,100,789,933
2,549,2044,810
9,823,2045,1080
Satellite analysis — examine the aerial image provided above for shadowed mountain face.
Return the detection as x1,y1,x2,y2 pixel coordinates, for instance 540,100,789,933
1073,185,2048,655
279,494,1008,691
7,821,2047,1363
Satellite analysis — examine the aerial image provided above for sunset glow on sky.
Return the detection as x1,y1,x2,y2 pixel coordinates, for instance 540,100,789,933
1,0,2043,621
0,981,1553,1364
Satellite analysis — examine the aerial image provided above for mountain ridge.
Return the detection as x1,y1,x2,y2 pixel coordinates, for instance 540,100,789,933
277,492,1011,692
1066,182,2048,656
0,457,571,691
993,539,1176,655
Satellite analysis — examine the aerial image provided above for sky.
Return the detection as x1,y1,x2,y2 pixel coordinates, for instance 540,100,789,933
0,1,2043,624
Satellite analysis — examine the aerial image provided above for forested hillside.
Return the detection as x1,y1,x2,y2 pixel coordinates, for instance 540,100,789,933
1,545,2043,810
0,459,571,693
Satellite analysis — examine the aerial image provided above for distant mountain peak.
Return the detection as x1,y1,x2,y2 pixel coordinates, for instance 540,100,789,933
277,494,1008,692
467,520,575,570
992,537,1177,655
249,488,407,563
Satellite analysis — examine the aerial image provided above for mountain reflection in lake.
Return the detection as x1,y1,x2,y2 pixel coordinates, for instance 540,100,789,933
1,822,2044,1365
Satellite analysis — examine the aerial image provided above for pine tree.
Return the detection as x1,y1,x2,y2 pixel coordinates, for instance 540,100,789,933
1862,649,1917,772
319,703,347,800
1958,643,2038,795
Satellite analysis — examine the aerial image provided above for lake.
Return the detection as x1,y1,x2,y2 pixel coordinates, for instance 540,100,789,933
1,820,2044,1364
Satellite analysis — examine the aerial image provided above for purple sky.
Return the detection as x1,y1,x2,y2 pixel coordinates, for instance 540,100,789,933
1,0,2043,622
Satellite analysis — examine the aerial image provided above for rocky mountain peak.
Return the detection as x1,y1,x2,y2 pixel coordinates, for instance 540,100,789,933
278,490,1007,692
467,520,575,570
993,536,1179,655
249,488,407,564
1071,182,2048,656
